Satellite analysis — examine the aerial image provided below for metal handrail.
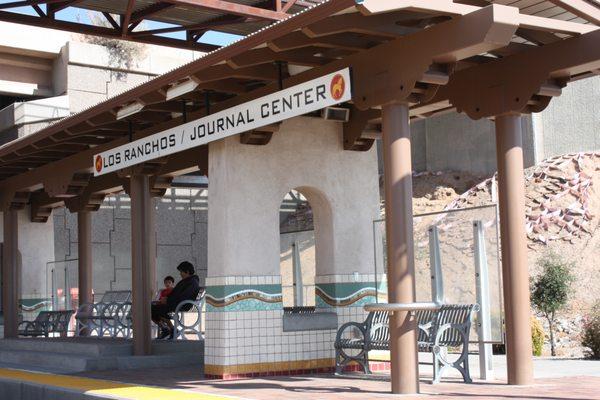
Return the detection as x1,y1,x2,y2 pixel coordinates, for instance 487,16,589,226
364,302,442,313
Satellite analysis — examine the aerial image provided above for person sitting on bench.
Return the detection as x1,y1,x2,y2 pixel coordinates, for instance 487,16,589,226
151,261,200,339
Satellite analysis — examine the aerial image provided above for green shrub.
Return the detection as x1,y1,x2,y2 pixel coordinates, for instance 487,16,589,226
531,316,544,356
582,302,600,359
531,251,575,356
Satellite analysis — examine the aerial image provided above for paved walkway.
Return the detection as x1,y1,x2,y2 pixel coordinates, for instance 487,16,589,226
1,357,599,399
76,356,600,400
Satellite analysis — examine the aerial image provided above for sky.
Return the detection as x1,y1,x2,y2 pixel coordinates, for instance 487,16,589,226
0,1,242,46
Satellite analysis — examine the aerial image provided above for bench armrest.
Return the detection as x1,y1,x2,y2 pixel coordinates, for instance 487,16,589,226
433,321,471,348
335,321,368,345
19,321,49,336
173,299,202,314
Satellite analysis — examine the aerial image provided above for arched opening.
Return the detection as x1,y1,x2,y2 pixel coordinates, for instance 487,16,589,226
279,189,315,308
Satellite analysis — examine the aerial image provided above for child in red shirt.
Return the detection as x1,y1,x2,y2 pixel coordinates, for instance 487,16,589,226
157,276,175,303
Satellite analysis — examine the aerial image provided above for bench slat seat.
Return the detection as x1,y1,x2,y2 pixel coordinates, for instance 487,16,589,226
334,303,478,384
75,291,132,337
18,310,74,338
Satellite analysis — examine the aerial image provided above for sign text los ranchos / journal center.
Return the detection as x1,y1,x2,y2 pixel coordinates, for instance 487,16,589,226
94,68,352,176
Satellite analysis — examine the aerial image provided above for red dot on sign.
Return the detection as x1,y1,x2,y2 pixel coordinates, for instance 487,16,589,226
330,74,345,101
95,155,103,173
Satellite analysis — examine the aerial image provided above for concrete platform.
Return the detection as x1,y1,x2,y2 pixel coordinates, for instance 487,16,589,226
0,338,204,374
1,358,600,400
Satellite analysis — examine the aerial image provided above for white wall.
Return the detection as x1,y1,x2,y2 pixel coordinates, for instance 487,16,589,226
0,208,54,299
533,76,600,162
207,116,380,278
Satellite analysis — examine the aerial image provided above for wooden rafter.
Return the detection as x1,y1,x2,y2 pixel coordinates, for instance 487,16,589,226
0,0,298,52
546,0,600,25
162,0,288,20
0,9,219,52
130,2,175,22
121,0,136,36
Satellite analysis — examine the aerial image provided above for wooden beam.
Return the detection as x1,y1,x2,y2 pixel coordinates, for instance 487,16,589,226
282,0,298,13
228,46,334,68
546,0,600,25
162,0,288,21
358,0,596,35
269,31,382,52
130,2,174,23
192,64,280,82
303,10,423,38
102,12,120,30
121,0,136,36
0,10,219,52
421,28,600,119
47,0,84,17
0,0,67,10
31,4,45,16
131,14,246,37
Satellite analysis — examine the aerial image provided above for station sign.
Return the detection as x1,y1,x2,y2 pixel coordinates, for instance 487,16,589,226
93,68,352,176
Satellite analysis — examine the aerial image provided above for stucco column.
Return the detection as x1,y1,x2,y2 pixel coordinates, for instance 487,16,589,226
77,211,93,306
130,174,156,356
77,211,93,336
2,210,19,339
382,102,419,394
495,113,533,385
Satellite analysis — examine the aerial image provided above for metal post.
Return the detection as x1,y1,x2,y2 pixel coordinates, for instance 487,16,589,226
2,210,19,338
495,113,533,385
473,220,494,380
291,241,304,307
382,102,419,394
130,174,156,356
428,226,444,304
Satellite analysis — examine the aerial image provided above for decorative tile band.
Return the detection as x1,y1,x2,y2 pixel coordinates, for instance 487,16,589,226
205,281,383,311
315,286,376,307
315,282,378,308
206,289,282,308
206,284,282,311
19,299,52,312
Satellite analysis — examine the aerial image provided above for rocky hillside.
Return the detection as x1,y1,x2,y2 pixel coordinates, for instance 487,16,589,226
404,152,600,357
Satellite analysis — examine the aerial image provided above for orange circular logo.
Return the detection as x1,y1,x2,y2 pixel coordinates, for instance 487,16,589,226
330,73,345,101
95,155,103,173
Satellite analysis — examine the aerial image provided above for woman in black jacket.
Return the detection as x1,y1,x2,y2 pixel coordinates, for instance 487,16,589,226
151,261,202,339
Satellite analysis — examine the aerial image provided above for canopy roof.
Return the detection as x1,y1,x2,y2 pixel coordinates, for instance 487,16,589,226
0,0,317,51
0,0,599,218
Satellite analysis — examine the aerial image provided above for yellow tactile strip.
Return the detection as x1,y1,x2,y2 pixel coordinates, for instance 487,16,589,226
0,368,239,400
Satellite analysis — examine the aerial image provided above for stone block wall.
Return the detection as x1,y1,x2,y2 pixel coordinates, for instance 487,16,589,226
51,188,208,300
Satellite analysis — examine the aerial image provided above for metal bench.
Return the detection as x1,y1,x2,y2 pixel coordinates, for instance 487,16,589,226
18,310,74,338
334,304,478,383
75,290,132,337
110,292,205,340
170,291,205,340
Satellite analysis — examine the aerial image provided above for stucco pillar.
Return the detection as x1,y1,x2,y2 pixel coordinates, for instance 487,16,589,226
382,103,419,394
130,174,156,356
77,211,93,336
77,211,93,305
495,113,534,385
2,210,19,339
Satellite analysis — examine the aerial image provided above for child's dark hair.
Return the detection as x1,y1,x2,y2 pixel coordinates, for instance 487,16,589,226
164,276,175,284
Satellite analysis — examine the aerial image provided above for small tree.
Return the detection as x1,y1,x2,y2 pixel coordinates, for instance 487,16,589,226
530,252,575,356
